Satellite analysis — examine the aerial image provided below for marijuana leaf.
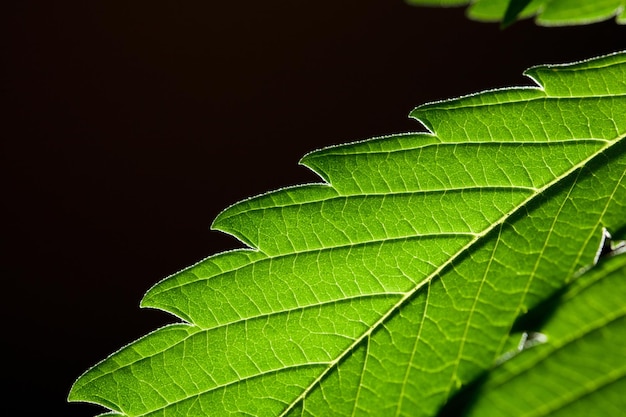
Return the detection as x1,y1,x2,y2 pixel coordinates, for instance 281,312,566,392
407,0,626,26
69,52,626,416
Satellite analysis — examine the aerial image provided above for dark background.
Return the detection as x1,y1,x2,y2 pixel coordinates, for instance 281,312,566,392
3,1,625,415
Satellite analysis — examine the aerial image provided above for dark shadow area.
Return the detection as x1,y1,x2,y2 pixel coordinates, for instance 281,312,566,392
611,224,626,242
436,372,489,417
510,283,568,334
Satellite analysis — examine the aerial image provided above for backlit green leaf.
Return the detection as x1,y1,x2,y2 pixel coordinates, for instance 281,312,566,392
69,51,626,416
407,0,626,26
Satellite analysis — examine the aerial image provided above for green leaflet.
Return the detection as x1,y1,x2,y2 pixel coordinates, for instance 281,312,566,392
406,0,626,26
68,52,626,416
449,248,626,416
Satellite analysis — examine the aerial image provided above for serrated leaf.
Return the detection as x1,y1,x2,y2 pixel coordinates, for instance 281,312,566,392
446,249,626,417
69,52,626,416
407,0,626,26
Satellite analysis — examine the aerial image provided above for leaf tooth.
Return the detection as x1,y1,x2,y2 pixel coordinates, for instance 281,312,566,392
525,51,626,97
141,235,473,329
301,141,605,195
412,96,626,143
212,189,532,256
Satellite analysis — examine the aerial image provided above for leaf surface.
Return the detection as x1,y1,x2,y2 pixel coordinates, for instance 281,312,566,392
407,0,626,26
69,52,626,416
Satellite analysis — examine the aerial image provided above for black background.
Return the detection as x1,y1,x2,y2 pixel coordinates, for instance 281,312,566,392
3,1,625,416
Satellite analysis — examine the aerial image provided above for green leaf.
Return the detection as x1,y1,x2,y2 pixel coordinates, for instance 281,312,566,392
448,247,626,416
406,0,626,26
69,51,626,416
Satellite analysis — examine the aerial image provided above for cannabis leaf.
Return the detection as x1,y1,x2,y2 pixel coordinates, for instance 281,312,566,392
407,0,626,26
69,51,626,416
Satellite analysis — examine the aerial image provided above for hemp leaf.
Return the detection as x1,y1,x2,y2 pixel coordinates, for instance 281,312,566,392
69,51,626,417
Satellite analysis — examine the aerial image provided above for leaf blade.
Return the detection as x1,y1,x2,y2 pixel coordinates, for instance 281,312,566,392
69,52,626,417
